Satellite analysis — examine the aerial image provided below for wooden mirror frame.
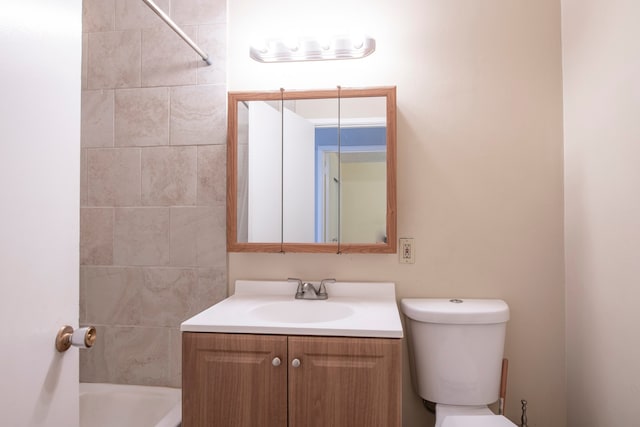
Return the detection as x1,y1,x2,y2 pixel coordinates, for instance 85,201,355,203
226,86,396,253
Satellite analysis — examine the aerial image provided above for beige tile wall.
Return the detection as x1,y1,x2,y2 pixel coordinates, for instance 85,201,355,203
80,0,227,387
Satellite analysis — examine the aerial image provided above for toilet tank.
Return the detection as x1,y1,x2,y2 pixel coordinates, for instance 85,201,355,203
401,298,509,406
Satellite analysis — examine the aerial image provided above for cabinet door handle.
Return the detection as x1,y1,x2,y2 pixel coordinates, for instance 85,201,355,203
272,357,281,367
291,358,301,368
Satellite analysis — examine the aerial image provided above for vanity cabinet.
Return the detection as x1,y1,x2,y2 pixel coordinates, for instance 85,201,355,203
182,332,402,427
182,333,287,426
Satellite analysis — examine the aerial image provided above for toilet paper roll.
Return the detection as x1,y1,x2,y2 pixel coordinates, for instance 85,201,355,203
71,326,97,348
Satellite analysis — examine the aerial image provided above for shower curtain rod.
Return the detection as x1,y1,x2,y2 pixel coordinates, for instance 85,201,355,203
141,0,212,65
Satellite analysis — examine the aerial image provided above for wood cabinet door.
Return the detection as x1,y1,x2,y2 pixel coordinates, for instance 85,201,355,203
288,336,402,427
182,332,288,427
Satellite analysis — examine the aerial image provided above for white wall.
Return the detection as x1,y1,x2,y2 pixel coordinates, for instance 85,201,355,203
0,1,81,425
248,101,283,241
229,1,566,425
282,108,316,242
245,102,316,242
563,1,640,425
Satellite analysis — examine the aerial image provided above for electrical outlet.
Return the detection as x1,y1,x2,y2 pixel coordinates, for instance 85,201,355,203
399,238,415,264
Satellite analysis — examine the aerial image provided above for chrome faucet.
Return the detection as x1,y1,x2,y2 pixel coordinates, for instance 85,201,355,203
289,278,334,300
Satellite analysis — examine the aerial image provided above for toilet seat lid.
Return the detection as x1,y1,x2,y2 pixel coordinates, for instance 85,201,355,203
441,415,517,427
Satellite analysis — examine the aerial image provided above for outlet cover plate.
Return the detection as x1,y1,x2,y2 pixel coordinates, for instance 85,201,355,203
399,238,415,264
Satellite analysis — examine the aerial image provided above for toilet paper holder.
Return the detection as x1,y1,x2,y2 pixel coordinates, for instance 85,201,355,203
55,325,97,352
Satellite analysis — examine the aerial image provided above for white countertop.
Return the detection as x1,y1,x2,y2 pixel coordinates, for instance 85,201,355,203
181,280,404,338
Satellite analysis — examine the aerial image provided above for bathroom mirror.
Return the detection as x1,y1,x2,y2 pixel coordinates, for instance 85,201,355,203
227,86,396,253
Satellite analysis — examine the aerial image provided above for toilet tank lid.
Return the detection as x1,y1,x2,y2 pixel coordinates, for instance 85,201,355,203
400,298,509,324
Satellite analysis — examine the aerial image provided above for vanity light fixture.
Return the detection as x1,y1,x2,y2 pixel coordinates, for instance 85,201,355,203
249,34,375,63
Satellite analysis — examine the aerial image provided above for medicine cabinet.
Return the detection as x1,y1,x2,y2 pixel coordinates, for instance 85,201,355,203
227,86,396,253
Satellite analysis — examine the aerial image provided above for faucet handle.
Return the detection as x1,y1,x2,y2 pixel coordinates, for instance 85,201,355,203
318,278,335,297
289,278,304,298
288,278,303,287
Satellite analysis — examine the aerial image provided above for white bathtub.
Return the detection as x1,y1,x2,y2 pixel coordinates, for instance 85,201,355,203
80,383,181,427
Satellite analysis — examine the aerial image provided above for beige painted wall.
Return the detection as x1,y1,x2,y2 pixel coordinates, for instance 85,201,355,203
563,1,640,425
228,0,566,426
341,160,386,243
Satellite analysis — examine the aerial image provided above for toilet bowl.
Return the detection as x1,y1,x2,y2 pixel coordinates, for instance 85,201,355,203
441,415,516,427
401,298,517,427
436,404,515,427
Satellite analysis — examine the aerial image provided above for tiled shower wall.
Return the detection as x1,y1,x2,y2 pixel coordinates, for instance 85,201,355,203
79,0,227,387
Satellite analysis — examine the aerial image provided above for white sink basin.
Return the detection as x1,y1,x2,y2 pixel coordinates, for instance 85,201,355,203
249,301,355,324
180,280,404,338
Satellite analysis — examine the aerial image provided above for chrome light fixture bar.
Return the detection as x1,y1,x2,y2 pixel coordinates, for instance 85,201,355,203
250,35,375,63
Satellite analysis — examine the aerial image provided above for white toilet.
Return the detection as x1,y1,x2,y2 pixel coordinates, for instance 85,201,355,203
400,298,516,427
